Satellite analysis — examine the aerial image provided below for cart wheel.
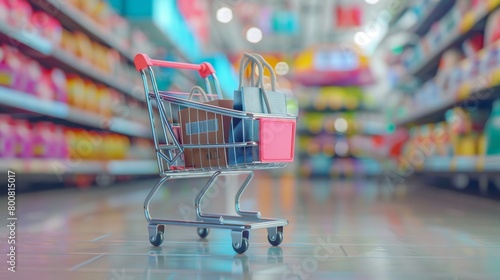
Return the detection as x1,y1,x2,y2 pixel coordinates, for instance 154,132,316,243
197,227,210,239
150,232,164,247
232,237,249,254
268,231,283,246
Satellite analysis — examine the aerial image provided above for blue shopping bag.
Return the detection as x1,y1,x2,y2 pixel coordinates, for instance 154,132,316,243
228,53,287,165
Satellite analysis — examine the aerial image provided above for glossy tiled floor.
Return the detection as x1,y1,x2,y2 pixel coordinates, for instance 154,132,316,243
2,173,500,279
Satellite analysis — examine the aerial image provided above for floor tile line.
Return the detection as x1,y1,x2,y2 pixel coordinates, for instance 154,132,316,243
339,245,348,257
90,233,112,242
69,253,106,272
13,240,500,248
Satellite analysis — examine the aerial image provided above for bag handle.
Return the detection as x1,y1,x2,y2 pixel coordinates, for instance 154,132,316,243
188,86,210,102
238,53,264,89
238,53,272,114
251,53,277,92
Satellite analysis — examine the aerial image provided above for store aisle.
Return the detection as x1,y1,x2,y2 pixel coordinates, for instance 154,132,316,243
2,174,500,280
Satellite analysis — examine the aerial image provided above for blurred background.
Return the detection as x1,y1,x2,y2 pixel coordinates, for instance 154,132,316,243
0,0,499,198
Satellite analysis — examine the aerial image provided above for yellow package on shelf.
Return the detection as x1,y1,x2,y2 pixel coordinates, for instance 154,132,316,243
488,0,500,11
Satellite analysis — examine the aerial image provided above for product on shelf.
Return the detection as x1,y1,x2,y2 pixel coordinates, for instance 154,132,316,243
31,11,63,45
74,31,93,61
128,138,155,160
67,128,84,160
463,33,484,57
102,133,130,160
0,45,22,90
65,128,131,160
446,107,473,136
485,8,500,45
0,0,7,23
438,49,463,72
49,68,68,103
96,85,112,117
0,44,70,102
59,28,130,77
478,133,486,155
110,14,130,45
67,74,86,107
7,0,32,30
401,106,492,162
0,115,15,157
33,122,55,158
432,122,452,156
454,133,478,156
84,79,98,112
24,52,42,95
404,1,470,72
2,0,141,84
485,99,500,155
13,119,33,158
61,29,78,54
130,30,156,57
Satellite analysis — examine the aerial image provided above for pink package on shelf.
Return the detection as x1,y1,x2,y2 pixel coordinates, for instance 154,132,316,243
36,69,55,101
33,122,59,158
31,11,63,45
0,45,20,89
54,125,69,158
25,59,43,96
2,45,41,94
6,0,32,29
0,0,8,25
49,68,68,103
14,119,33,158
0,115,16,158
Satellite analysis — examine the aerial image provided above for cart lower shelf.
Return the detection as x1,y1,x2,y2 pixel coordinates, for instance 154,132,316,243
147,216,288,254
144,170,289,254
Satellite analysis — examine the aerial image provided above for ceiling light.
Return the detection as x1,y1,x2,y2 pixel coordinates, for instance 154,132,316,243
354,32,370,46
275,62,289,75
365,0,380,4
246,27,263,43
216,7,233,23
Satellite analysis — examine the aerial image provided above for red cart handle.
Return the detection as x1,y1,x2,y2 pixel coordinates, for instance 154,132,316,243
134,53,216,78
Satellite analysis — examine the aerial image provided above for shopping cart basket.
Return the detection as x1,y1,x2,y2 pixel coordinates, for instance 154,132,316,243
134,54,296,254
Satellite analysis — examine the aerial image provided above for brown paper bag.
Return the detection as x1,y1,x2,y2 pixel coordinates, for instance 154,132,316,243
178,99,233,168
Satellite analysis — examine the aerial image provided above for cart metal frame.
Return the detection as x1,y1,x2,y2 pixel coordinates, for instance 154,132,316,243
135,54,296,254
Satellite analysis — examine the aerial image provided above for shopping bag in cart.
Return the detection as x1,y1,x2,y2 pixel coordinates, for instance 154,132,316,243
229,53,288,164
179,86,233,168
234,53,287,115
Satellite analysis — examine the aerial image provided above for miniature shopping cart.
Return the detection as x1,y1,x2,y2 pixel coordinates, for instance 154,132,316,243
134,54,296,254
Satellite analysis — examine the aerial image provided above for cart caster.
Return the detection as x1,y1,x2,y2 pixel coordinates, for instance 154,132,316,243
197,227,210,239
150,231,164,247
268,231,283,246
232,237,249,254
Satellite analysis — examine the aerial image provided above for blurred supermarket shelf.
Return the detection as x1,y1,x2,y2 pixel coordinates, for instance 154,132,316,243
127,20,198,86
394,92,456,126
131,20,190,64
419,155,500,174
0,86,151,138
0,23,143,102
299,157,394,177
409,0,455,36
52,46,142,100
394,68,500,126
29,0,134,62
0,159,158,175
388,2,410,27
397,1,500,85
298,121,392,136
